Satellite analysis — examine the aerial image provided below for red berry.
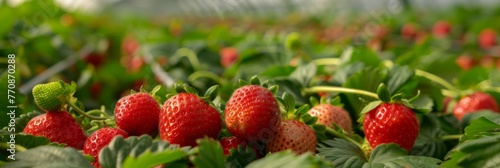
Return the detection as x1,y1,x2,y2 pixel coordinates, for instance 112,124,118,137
122,36,139,56
452,92,500,120
220,47,239,68
224,85,281,143
363,103,419,152
479,29,497,49
433,21,451,38
83,52,106,68
23,111,87,149
83,128,129,168
159,93,222,147
456,55,475,70
401,23,417,40
115,93,160,136
265,120,317,154
220,136,248,155
308,104,352,135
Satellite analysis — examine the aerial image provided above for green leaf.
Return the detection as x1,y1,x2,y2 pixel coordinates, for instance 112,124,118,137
290,62,317,87
386,65,415,94
317,139,367,168
357,101,382,123
342,66,387,115
461,110,500,129
318,139,441,168
122,149,186,168
192,138,225,168
203,85,219,101
376,83,391,102
455,67,489,90
1,146,92,168
99,135,175,168
2,111,42,133
443,134,500,168
332,62,365,86
461,116,500,142
367,144,441,167
0,133,63,149
260,66,296,78
409,95,433,114
226,146,259,168
247,150,333,168
411,114,449,159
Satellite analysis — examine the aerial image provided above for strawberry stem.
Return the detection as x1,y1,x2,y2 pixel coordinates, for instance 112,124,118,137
67,100,109,120
0,143,27,152
172,48,201,71
440,134,463,141
325,127,363,149
311,58,458,92
415,69,458,91
304,86,378,99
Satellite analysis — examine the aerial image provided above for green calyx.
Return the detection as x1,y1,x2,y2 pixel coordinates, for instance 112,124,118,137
32,80,75,112
358,83,430,123
169,82,220,106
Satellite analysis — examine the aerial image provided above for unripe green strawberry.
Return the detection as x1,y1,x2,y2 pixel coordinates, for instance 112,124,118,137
32,81,68,111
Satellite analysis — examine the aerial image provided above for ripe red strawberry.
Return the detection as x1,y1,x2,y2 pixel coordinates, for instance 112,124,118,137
401,23,417,40
433,20,451,38
115,92,160,136
122,36,139,56
479,29,497,49
363,103,419,152
83,52,106,68
159,93,222,147
220,136,250,156
220,47,239,68
83,128,129,168
23,111,87,149
307,104,352,134
224,85,281,143
456,55,475,70
452,92,500,120
265,120,317,154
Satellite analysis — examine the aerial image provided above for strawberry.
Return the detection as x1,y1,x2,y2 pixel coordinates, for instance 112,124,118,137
32,81,68,111
83,52,106,68
224,85,281,143
307,104,352,135
456,55,475,70
23,111,87,149
114,92,160,136
83,128,129,168
363,103,419,152
220,47,239,68
433,20,451,38
479,28,497,49
159,93,222,147
362,84,419,152
452,92,500,120
220,136,248,156
265,120,317,154
401,23,417,40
